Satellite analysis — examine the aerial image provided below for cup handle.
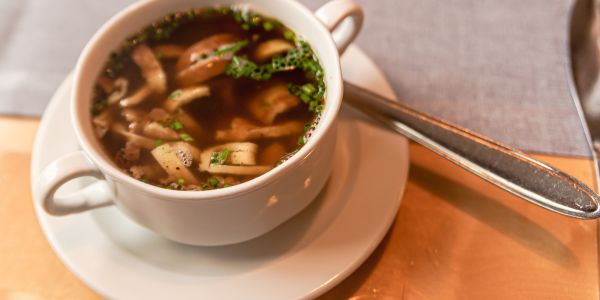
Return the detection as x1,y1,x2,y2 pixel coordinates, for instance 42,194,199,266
315,0,364,55
34,151,115,216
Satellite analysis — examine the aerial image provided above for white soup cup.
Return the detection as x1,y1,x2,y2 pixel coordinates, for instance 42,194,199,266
34,0,363,246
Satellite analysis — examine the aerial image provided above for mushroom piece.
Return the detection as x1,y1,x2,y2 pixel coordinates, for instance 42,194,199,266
122,141,141,162
205,142,258,166
131,44,167,94
92,109,111,138
151,143,199,184
228,145,257,165
129,164,166,181
163,85,210,112
109,123,156,149
254,39,294,62
142,122,179,140
148,107,170,122
153,44,186,59
215,118,304,142
119,44,168,108
175,34,239,85
107,77,129,105
120,85,153,107
247,83,300,124
170,141,202,167
200,164,271,176
128,122,144,134
199,142,272,175
121,108,146,123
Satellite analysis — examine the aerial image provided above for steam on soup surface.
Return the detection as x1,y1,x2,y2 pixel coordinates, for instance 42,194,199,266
91,6,325,191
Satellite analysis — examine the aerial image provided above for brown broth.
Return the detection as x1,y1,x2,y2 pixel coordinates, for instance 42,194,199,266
91,7,324,191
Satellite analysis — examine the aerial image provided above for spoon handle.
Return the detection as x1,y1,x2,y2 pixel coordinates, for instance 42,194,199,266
343,82,600,219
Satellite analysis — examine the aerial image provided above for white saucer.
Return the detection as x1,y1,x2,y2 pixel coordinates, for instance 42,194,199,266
30,45,409,300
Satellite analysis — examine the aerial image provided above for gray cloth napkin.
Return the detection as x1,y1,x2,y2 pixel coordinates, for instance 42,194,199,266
0,0,592,157
0,0,137,115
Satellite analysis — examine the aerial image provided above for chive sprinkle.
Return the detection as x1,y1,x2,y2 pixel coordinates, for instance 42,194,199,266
263,21,274,31
169,120,184,130
298,135,306,146
283,31,295,40
169,90,182,99
180,133,194,142
210,148,230,165
208,177,220,188
213,40,249,56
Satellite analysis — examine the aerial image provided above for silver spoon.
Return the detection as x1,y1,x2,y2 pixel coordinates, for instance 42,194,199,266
343,81,600,219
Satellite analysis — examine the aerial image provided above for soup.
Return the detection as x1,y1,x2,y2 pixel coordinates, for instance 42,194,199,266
91,6,325,191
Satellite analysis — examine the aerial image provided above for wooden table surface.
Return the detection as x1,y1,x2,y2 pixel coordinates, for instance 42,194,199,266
0,116,598,299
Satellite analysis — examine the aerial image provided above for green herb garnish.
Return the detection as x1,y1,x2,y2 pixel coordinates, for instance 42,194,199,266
208,177,220,188
154,139,164,147
298,135,306,146
169,120,184,131
301,83,316,95
303,122,312,132
231,7,281,32
225,56,264,79
263,21,274,31
225,40,325,113
91,97,108,115
180,133,194,142
283,30,295,40
210,148,230,165
169,90,183,99
213,40,249,56
176,178,185,185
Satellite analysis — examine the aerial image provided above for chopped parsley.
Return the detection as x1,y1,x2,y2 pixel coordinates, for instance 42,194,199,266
283,30,295,40
263,21,274,31
176,178,185,185
169,120,184,131
303,122,312,132
169,90,183,99
225,40,326,113
180,133,194,142
91,97,107,115
210,148,230,165
213,40,249,56
231,7,283,33
227,40,316,78
154,139,164,147
208,177,220,188
298,135,306,146
289,83,324,113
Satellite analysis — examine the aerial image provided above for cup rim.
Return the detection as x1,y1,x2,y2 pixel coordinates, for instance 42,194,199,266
71,0,343,201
